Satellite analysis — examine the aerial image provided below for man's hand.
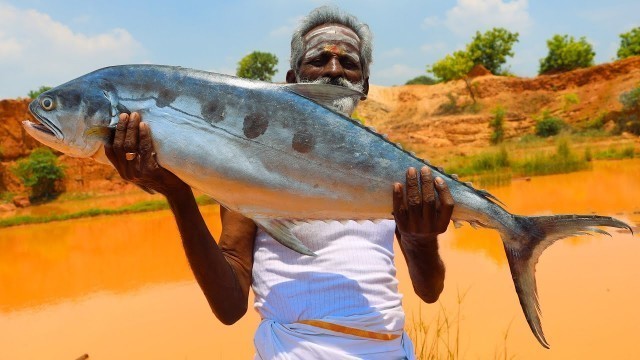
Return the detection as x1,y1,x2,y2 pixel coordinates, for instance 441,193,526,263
392,166,453,303
104,112,189,197
393,166,454,241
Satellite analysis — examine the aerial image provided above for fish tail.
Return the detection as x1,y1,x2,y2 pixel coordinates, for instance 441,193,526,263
501,214,632,349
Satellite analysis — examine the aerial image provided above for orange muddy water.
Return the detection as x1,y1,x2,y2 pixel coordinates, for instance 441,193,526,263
1,159,639,359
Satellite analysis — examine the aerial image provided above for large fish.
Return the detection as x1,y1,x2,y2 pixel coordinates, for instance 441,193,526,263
24,65,631,348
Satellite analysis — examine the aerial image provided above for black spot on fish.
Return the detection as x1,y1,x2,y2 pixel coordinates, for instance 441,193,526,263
243,113,268,139
201,100,225,123
57,89,82,108
156,88,178,108
292,129,315,153
116,103,131,115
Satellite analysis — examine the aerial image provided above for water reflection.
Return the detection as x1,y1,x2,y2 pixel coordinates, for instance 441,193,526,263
0,160,639,359
449,159,640,265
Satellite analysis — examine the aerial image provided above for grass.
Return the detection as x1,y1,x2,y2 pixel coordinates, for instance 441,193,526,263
0,195,216,228
591,144,636,160
445,138,596,187
407,289,514,360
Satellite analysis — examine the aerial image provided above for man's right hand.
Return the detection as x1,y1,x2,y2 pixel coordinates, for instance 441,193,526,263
104,112,189,197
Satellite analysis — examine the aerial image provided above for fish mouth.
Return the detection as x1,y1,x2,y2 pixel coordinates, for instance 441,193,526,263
28,100,64,140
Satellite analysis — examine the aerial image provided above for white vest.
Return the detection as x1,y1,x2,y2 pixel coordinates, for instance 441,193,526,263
251,219,405,334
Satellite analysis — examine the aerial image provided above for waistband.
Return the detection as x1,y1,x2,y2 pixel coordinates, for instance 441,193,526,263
297,319,401,341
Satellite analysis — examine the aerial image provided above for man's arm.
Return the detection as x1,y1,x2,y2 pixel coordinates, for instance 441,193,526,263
104,112,256,324
393,167,454,303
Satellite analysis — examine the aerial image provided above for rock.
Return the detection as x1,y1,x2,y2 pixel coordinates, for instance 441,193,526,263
12,195,30,208
0,203,16,212
467,64,492,78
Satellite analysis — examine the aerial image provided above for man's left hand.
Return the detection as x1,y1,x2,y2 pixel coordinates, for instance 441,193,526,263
393,166,455,242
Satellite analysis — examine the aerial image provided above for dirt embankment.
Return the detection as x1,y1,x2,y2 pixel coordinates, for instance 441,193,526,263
1,57,639,200
0,100,135,197
358,56,640,159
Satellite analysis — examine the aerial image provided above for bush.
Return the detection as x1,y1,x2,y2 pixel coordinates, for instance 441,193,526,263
489,106,506,144
617,27,640,59
620,86,640,111
28,86,52,99
535,111,565,137
11,148,65,200
539,35,595,74
405,75,437,85
236,51,278,81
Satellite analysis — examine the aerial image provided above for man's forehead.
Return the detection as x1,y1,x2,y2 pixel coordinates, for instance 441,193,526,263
303,23,361,51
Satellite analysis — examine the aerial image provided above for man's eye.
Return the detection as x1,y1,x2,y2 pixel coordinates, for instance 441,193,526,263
309,58,325,66
341,60,359,70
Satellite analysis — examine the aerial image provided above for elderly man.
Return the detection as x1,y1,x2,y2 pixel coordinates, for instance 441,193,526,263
105,6,453,359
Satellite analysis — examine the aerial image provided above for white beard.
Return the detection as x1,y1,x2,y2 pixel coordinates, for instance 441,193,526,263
296,76,364,116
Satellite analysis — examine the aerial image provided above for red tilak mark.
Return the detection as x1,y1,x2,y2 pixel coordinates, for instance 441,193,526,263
324,44,345,55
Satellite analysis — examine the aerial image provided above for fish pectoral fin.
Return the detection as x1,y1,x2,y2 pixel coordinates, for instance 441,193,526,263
283,83,365,107
253,218,316,256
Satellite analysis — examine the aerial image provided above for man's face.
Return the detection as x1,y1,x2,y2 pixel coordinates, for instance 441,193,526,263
297,23,365,85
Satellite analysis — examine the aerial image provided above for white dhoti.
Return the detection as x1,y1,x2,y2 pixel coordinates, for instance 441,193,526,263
254,319,416,360
252,220,416,359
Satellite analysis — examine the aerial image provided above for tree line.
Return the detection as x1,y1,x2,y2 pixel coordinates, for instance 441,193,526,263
407,26,640,85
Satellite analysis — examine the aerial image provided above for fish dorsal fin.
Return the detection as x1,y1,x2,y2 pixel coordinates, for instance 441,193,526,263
253,217,316,256
283,83,365,108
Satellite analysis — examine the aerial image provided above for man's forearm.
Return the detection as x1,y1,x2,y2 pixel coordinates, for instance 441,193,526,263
165,187,249,324
398,232,445,303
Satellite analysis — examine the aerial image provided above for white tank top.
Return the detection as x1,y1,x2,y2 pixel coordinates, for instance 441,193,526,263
251,220,406,333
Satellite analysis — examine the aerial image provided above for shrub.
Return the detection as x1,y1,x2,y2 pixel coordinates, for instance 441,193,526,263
28,86,52,99
489,106,506,144
11,148,65,200
405,75,437,85
535,111,565,137
617,27,640,59
620,86,640,111
563,93,580,111
539,35,595,74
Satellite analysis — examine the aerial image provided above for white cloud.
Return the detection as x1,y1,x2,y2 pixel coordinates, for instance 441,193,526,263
444,0,532,37
0,3,145,98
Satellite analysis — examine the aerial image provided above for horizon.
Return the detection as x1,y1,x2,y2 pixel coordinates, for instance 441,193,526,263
0,0,638,99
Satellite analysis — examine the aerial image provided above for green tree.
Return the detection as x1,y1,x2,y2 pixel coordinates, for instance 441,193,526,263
236,51,278,81
428,50,473,82
617,27,640,59
405,75,437,85
429,51,477,103
11,148,65,200
28,86,52,99
467,28,519,75
539,35,595,74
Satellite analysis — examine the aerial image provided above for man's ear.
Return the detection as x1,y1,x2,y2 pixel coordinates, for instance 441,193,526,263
361,77,369,100
286,70,297,84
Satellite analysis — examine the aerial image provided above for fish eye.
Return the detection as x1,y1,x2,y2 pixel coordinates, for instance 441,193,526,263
40,96,56,111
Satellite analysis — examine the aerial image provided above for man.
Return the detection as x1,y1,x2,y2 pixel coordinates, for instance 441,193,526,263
105,6,453,359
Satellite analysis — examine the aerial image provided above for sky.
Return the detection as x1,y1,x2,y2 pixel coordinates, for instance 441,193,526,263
0,0,638,99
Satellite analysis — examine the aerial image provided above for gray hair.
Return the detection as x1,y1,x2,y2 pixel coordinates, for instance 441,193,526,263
290,6,373,78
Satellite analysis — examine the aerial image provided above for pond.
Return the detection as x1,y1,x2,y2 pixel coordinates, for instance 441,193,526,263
1,159,638,359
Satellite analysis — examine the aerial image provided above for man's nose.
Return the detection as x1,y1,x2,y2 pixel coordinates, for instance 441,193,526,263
323,57,344,78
